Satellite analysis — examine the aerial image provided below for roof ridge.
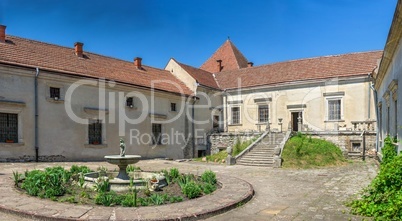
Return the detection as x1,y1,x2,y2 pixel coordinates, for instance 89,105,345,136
6,35,169,73
227,40,249,69
217,50,383,73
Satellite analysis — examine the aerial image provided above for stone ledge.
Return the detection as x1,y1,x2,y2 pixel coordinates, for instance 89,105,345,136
0,173,254,221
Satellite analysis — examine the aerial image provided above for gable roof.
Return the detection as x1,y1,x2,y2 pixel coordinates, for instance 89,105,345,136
0,36,193,96
200,39,249,73
215,51,383,90
175,60,220,90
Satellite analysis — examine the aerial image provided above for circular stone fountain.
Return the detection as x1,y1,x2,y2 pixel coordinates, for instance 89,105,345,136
84,138,166,192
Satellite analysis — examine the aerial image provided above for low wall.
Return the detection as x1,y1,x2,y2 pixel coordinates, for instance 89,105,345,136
209,132,262,155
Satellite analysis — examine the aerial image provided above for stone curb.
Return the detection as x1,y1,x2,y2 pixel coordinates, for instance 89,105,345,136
0,174,254,221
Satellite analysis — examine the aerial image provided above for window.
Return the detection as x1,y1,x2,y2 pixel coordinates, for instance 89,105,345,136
152,124,162,145
231,107,240,124
88,120,102,145
0,113,18,143
50,87,60,99
126,97,134,108
171,103,176,112
351,142,361,152
328,99,341,120
258,105,269,123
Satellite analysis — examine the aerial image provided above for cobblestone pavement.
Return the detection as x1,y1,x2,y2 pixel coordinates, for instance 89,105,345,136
0,159,378,221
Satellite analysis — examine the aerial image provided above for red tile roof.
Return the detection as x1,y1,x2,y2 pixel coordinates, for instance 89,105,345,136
215,51,383,90
0,36,193,96
200,40,249,73
175,60,220,89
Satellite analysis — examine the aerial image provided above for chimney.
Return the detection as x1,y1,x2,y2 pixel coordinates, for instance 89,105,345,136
216,59,222,72
0,25,6,43
247,62,254,67
134,57,142,69
74,42,84,57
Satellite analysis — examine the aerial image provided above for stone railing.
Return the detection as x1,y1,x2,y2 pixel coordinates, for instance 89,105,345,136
234,131,269,161
273,130,292,168
351,120,376,131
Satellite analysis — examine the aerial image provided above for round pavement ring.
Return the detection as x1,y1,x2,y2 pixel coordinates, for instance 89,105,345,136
0,174,254,221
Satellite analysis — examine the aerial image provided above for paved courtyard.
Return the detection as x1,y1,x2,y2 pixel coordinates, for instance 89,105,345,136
0,159,378,220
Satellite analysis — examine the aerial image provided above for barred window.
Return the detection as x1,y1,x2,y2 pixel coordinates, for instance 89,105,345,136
88,120,102,145
152,124,162,145
171,103,176,112
231,107,240,124
258,105,269,123
50,87,60,99
328,99,341,120
0,113,18,143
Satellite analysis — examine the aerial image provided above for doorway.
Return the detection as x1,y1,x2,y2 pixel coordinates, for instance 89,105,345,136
291,112,303,132
213,115,219,131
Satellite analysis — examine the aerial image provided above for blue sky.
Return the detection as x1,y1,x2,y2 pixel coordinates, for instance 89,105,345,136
0,0,397,69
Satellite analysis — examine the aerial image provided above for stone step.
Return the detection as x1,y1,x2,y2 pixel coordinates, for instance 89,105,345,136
245,154,273,157
237,162,274,167
238,158,273,163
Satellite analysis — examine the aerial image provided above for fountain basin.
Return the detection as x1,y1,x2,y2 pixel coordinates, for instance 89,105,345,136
84,171,167,192
104,155,141,180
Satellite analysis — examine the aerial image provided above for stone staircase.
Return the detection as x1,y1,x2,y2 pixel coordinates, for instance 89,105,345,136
237,132,286,167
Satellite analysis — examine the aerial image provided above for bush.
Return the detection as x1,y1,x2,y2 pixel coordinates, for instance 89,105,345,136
95,191,120,206
169,168,180,179
381,135,397,165
202,183,216,195
70,165,92,175
21,166,71,198
182,181,202,199
201,170,217,185
348,154,402,219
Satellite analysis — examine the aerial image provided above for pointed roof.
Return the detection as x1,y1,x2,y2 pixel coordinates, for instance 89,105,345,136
200,40,249,73
175,60,220,89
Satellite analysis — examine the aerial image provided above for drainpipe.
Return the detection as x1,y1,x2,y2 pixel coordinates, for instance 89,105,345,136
368,74,371,119
191,97,197,158
35,67,40,162
370,82,379,152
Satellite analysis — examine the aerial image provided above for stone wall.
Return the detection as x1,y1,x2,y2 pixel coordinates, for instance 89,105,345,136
0,155,67,162
304,131,377,157
209,132,261,155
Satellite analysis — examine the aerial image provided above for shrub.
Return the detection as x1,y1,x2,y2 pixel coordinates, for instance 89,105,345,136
169,168,180,179
202,183,216,195
21,166,70,198
148,193,167,205
121,192,138,207
348,154,402,219
201,170,217,185
12,171,21,186
126,165,141,172
182,181,202,199
70,165,92,175
94,176,109,193
177,174,195,189
95,191,119,206
381,135,397,165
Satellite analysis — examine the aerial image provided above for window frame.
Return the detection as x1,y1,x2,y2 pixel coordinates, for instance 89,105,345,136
230,106,241,125
151,123,162,145
258,105,269,123
49,87,60,99
325,96,344,122
88,119,102,145
170,102,177,112
0,113,18,143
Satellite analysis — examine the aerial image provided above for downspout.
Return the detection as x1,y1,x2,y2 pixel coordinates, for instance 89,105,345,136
35,67,40,162
191,97,196,158
368,74,371,119
370,82,379,152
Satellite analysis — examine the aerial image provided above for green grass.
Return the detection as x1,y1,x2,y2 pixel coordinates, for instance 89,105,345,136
282,133,347,169
194,137,258,162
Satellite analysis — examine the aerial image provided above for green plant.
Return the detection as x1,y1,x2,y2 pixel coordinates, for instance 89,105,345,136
182,181,202,199
12,171,21,186
348,154,402,219
177,174,194,189
70,165,92,175
96,166,108,173
126,165,141,172
168,195,183,203
138,197,149,206
94,176,109,193
95,191,119,206
381,135,397,165
169,168,180,179
148,193,166,205
59,196,76,203
78,173,86,188
202,183,216,194
201,170,217,185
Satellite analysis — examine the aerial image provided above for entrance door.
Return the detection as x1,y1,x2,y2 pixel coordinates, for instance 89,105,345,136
213,115,219,131
291,112,302,131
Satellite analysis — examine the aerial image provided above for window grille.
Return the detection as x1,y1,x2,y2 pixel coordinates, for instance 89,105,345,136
0,113,18,143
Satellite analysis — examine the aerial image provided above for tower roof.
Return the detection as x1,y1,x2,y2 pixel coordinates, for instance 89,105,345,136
200,39,249,73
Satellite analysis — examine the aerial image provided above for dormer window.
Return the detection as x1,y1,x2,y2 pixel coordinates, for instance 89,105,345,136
126,97,134,108
50,87,60,100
